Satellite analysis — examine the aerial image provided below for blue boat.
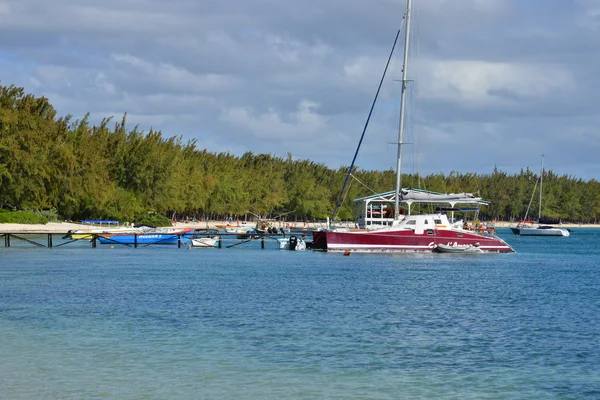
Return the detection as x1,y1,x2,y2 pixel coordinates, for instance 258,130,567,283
98,228,195,245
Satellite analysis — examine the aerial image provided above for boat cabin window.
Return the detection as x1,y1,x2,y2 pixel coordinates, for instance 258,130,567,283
424,220,429,224
434,219,442,224
405,219,416,225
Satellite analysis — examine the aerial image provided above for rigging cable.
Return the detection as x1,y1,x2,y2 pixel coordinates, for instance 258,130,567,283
523,177,540,222
330,20,406,223
350,173,379,195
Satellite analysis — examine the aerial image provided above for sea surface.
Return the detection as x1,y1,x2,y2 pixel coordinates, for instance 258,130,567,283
1,228,599,399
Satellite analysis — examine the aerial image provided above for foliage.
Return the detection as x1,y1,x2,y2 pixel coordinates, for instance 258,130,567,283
1,83,600,225
134,212,173,227
0,210,48,224
27,208,60,222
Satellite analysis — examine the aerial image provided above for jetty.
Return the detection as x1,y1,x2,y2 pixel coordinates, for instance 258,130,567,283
0,231,310,249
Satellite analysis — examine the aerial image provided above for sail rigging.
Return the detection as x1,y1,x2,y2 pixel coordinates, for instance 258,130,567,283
330,19,407,224
312,0,515,253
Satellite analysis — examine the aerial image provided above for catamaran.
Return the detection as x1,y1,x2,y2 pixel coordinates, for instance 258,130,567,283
312,0,514,253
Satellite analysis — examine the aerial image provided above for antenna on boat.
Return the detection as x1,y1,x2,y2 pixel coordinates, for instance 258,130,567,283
394,0,412,220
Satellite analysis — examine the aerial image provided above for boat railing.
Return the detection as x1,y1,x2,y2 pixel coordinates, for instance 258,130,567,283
463,225,497,236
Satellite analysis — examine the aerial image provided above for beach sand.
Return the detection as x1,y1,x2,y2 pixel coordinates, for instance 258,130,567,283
0,222,86,233
0,221,222,233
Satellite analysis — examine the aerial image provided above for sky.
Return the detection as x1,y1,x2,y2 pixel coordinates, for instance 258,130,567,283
1,0,599,180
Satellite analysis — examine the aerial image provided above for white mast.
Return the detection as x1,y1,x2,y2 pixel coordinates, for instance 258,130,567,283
539,154,544,222
394,0,412,219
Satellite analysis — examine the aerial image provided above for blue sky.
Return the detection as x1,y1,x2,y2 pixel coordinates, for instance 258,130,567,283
1,0,598,180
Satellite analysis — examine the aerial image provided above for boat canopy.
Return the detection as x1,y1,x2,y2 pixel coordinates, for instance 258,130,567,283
399,189,487,205
353,188,490,230
354,188,488,207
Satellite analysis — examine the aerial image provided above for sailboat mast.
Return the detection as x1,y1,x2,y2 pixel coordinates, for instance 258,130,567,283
539,154,544,222
394,0,412,219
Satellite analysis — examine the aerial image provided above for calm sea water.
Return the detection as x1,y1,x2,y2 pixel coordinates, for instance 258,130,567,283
1,228,599,399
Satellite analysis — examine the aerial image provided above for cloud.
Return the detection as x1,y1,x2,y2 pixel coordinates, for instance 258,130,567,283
220,100,327,140
421,60,575,108
110,53,238,94
0,0,599,180
576,0,600,31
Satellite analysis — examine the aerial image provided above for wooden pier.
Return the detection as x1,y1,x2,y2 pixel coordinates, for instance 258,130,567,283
0,231,310,249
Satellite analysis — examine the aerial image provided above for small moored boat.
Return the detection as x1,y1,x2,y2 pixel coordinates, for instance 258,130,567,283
434,243,483,254
189,236,220,248
277,235,307,251
63,220,141,239
98,228,196,245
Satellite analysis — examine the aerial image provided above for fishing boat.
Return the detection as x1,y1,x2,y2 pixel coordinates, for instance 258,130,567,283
510,156,570,237
98,227,196,245
312,0,514,254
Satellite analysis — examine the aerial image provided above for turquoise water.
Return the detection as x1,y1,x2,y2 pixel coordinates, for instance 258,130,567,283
1,228,599,399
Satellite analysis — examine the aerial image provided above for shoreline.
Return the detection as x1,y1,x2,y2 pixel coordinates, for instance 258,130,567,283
0,220,323,234
0,220,598,233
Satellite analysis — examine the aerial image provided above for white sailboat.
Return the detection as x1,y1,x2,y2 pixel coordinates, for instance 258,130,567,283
511,156,570,237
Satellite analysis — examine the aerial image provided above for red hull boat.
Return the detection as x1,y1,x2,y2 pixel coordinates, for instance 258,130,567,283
312,214,513,253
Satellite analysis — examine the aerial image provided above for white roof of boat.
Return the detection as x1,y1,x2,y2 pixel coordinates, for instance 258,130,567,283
353,188,489,206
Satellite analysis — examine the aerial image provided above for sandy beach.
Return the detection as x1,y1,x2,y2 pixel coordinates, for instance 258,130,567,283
0,221,227,234
0,220,597,233
0,220,325,234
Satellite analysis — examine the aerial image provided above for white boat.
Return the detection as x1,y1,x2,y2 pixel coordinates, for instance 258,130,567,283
511,156,570,237
277,235,307,251
511,223,570,237
434,243,483,254
189,236,220,248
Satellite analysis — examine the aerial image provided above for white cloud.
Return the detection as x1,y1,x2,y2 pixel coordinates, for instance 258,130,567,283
220,100,327,140
0,1,10,15
343,56,386,93
110,53,239,94
576,0,600,31
419,0,510,17
421,60,575,107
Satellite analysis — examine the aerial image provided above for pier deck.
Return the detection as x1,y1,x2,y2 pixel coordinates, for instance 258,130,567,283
0,231,311,249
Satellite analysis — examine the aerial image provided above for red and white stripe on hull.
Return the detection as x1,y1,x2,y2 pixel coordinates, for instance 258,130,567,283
312,215,514,253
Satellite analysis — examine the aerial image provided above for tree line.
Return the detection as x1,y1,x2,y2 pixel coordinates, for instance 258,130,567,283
1,83,599,224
